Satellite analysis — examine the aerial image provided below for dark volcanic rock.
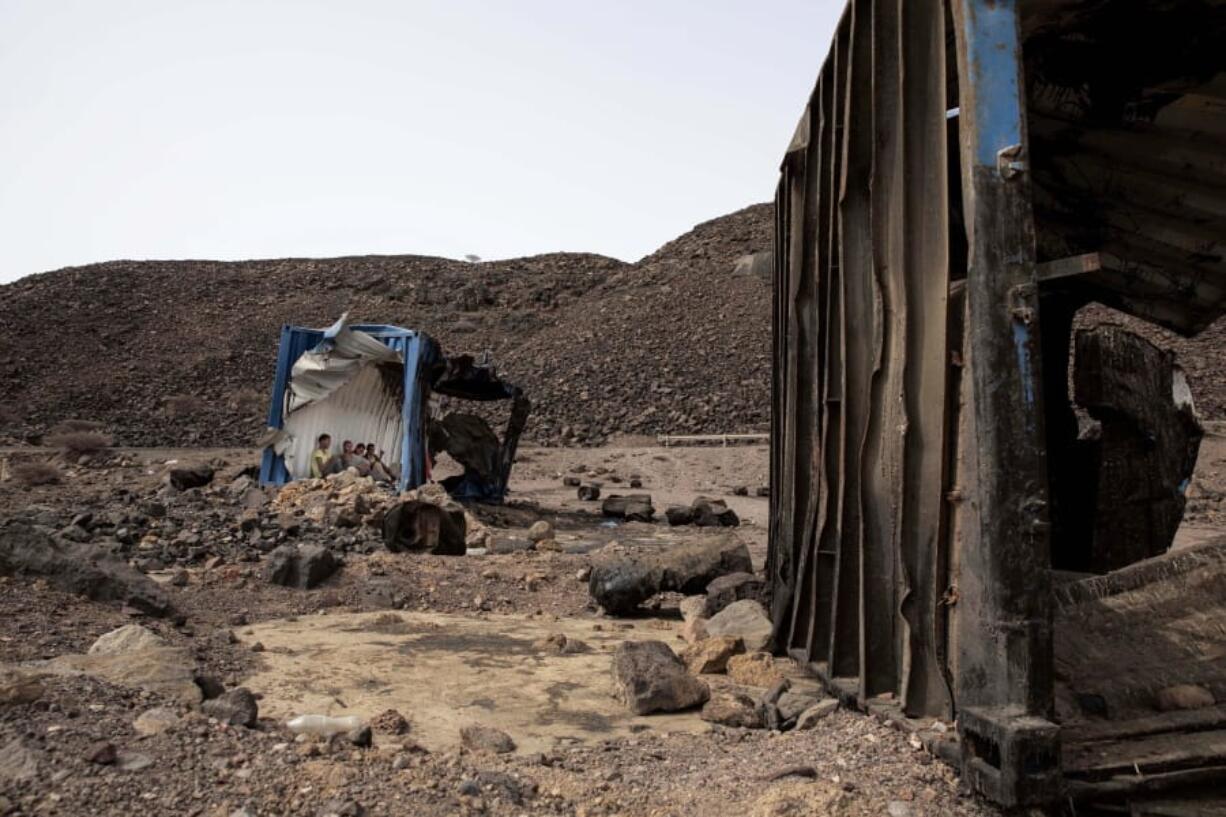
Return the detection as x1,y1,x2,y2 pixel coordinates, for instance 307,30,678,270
665,505,695,526
691,497,740,528
703,572,765,618
201,687,259,727
265,544,338,589
589,534,752,615
611,641,709,715
168,465,214,491
601,494,655,522
0,522,173,617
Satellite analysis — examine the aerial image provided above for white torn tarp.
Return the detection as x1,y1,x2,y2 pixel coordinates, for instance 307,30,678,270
286,313,403,415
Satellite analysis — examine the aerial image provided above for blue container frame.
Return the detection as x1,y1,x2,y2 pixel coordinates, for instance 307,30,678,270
258,322,441,493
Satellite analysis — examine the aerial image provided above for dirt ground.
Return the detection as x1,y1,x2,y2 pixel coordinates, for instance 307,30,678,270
5,435,1224,816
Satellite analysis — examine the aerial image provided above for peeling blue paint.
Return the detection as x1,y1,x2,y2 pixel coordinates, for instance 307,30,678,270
962,0,1023,166
1012,321,1036,410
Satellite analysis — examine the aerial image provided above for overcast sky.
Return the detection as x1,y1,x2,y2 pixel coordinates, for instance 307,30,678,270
0,0,838,283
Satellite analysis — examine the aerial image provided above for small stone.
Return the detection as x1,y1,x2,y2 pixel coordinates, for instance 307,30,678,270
0,670,44,706
562,476,581,487
86,741,117,765
528,520,554,543
577,485,601,501
201,687,259,728
701,689,763,728
731,486,749,496
460,724,516,754
370,708,411,735
575,567,592,582
705,599,772,651
681,635,744,674
680,616,709,645
1155,684,1216,712
794,699,840,729
318,799,365,817
133,707,180,736
534,633,590,654
250,642,265,653
458,779,482,797
347,726,373,748
88,624,165,656
170,569,189,587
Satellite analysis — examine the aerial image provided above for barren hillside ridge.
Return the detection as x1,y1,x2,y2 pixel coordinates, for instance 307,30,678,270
4,198,1225,449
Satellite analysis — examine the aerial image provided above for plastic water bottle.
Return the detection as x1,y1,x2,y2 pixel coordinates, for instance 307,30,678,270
286,714,364,736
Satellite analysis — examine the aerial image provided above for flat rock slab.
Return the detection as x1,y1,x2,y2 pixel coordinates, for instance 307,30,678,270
238,611,710,754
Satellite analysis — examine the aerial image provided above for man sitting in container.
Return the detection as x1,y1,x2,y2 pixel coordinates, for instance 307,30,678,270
309,433,343,478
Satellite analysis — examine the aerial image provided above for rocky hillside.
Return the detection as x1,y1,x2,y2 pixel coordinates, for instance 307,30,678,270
0,204,774,447
5,198,1226,450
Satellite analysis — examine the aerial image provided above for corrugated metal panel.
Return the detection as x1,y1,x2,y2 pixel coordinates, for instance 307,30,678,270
259,323,441,492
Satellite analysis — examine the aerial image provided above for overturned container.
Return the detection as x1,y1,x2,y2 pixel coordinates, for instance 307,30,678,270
259,314,529,501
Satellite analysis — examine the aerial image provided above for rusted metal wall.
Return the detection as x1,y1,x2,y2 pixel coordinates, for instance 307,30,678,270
769,0,1226,808
768,0,1057,806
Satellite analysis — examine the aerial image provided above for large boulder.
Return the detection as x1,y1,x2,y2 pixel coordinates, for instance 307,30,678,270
703,573,765,618
265,544,338,589
382,487,467,556
0,522,172,617
589,534,753,616
611,641,709,715
706,600,772,651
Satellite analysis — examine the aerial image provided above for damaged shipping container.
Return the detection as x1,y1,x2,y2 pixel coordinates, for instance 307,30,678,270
766,0,1226,809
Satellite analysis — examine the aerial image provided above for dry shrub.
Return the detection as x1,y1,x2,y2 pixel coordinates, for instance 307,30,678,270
13,462,61,486
48,419,102,435
164,394,204,418
45,431,112,456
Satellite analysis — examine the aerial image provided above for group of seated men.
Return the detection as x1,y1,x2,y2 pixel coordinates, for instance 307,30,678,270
309,433,397,483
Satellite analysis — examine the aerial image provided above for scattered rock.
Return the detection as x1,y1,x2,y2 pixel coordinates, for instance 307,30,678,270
265,544,338,589
460,724,516,754
776,691,821,724
168,464,214,491
678,595,707,623
533,632,590,654
0,522,173,617
665,505,695,526
701,689,763,728
727,652,787,688
691,497,741,528
680,616,710,644
347,725,373,748
611,640,710,715
86,740,117,765
89,624,165,655
370,709,411,735
133,707,180,736
0,670,44,706
794,698,840,730
589,534,753,615
602,494,655,522
202,687,259,727
528,520,554,543
0,739,41,783
194,673,226,700
703,572,765,618
705,599,772,651
562,476,581,487
681,635,744,674
1155,684,1216,712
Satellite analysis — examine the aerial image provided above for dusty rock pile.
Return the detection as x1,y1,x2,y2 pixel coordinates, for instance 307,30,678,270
0,204,772,449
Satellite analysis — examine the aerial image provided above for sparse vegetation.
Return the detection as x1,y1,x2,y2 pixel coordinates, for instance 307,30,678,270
44,431,112,456
164,393,204,417
13,461,61,485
